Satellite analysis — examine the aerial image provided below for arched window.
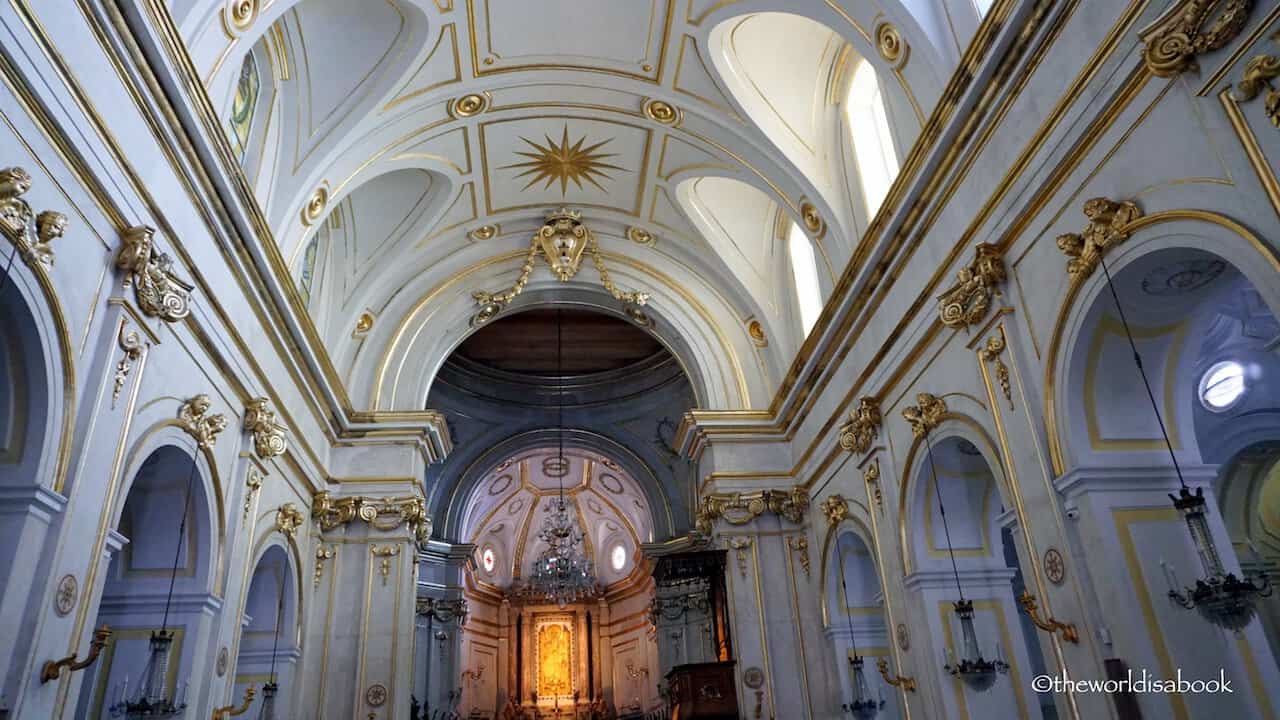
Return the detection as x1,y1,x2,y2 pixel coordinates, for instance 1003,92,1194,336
229,52,260,160
788,221,822,334
973,0,996,15
845,61,898,217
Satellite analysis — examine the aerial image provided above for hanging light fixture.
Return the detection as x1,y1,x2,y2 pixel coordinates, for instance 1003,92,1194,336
257,589,285,720
522,308,598,608
109,451,198,718
836,537,883,719
926,431,1008,692
1092,255,1274,628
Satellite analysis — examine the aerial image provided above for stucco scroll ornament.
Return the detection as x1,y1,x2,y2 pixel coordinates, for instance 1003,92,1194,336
838,397,881,454
819,494,849,527
111,322,144,408
243,397,288,458
694,486,809,535
275,503,305,540
0,166,67,268
311,491,433,542
177,394,228,450
902,393,947,438
116,226,193,322
1233,46,1280,127
938,243,1006,328
980,331,1014,410
1055,198,1143,279
1141,0,1253,78
786,536,811,576
863,461,884,514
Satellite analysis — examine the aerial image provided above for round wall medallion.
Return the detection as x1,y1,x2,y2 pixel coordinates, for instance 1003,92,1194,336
216,646,229,677
598,473,625,494
799,201,825,238
627,225,656,246
642,98,679,125
366,683,388,707
747,319,767,347
451,93,488,118
895,623,910,651
742,666,765,689
1044,547,1067,585
468,224,498,241
54,574,78,616
1141,258,1225,296
488,473,514,496
354,311,375,335
875,22,909,67
227,0,259,31
300,185,329,226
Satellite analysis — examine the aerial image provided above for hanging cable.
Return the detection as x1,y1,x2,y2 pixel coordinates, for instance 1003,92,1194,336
1097,254,1186,489
267,588,283,684
836,536,859,659
924,430,965,601
160,447,200,634
557,306,565,500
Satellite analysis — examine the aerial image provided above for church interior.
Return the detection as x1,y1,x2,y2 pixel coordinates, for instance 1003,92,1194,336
3,0,1280,718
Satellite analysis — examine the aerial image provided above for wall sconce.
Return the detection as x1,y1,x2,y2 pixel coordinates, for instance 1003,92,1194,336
41,625,111,683
210,686,255,720
1018,592,1079,643
875,659,916,693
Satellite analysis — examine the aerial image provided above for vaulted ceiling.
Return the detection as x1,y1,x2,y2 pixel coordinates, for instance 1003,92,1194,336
175,0,958,412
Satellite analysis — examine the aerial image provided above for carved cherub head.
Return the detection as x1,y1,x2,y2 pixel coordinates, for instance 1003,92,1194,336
0,167,32,198
36,211,68,243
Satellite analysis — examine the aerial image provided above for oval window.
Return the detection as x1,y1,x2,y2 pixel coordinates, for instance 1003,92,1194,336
610,544,627,572
1199,361,1245,412
481,547,496,573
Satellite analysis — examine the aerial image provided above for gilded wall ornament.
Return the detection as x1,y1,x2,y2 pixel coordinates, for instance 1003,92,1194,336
312,491,433,542
215,646,228,677
54,574,77,616
799,201,825,239
314,545,335,587
300,185,328,226
747,319,767,347
116,226,193,322
275,503,305,540
863,461,884,514
980,331,1013,410
695,486,809,535
727,536,751,578
501,126,622,195
642,98,679,125
468,224,498,241
353,310,375,335
471,208,648,325
938,243,1006,328
1055,197,1142,278
787,536,811,576
902,393,947,438
0,167,66,269
1141,0,1252,78
371,546,400,586
243,397,288,459
838,397,881,454
111,323,144,409
819,494,849,527
1233,47,1280,127
626,225,656,246
177,394,228,450
365,683,388,707
1044,547,1066,585
896,622,910,651
243,469,262,520
226,0,258,31
450,93,488,118
875,22,909,68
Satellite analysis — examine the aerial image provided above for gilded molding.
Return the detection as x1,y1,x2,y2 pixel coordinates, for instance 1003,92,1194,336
694,486,809,535
837,397,881,454
243,397,288,459
1141,0,1253,78
819,494,849,527
981,331,1014,410
1055,197,1142,278
938,243,1006,328
1233,43,1280,127
863,460,883,515
902,393,947,438
116,226,193,322
111,322,144,409
311,490,432,542
177,394,228,450
786,536,810,576
275,503,305,540
0,166,66,268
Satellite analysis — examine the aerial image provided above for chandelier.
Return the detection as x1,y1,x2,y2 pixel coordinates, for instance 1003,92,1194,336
924,431,1008,692
521,307,599,608
1090,254,1273,629
109,451,198,718
836,537,883,718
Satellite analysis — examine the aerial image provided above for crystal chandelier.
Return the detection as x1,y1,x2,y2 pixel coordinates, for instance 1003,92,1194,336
924,431,1008,692
836,537,883,719
1091,255,1273,629
522,307,598,608
109,452,197,718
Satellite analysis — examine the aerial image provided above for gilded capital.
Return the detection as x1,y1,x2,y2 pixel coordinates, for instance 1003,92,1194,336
1055,198,1142,279
0,166,65,268
116,225,193,322
819,494,849,527
312,490,432,542
695,485,809,535
838,397,881,454
902,393,947,438
938,244,1006,328
1141,0,1252,78
243,397,288,459
178,394,228,450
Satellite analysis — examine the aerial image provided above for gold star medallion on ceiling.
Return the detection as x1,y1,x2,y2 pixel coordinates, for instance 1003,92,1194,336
502,125,625,195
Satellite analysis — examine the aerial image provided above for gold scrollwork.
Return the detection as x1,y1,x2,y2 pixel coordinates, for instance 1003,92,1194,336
695,486,809,535
312,491,433,542
1018,591,1080,643
875,22,909,69
112,323,144,409
300,185,328,226
40,625,111,683
177,394,227,450
876,658,917,692
902,393,947,438
938,243,1005,328
243,397,288,459
786,535,811,576
838,397,881,455
863,461,884,515
1055,197,1142,279
116,226,193,322
980,330,1013,410
471,208,648,325
642,98,680,125
0,167,66,269
1233,43,1280,127
819,494,849,527
1141,0,1253,78
450,93,488,118
275,503,305,540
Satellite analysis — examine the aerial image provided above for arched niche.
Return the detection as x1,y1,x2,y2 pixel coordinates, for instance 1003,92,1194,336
232,543,301,718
